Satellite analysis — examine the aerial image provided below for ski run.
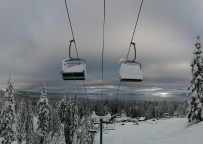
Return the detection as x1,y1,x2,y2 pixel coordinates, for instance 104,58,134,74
94,118,203,144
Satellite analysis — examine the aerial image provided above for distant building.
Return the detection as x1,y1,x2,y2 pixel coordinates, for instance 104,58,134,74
163,113,169,118
138,117,146,121
114,110,131,122
131,118,138,123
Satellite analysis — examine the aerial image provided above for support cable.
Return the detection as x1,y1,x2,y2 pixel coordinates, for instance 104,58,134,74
126,0,144,60
115,81,121,104
101,0,106,102
83,80,90,109
64,0,79,59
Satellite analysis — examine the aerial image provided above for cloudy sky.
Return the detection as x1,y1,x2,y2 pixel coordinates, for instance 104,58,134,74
0,0,202,97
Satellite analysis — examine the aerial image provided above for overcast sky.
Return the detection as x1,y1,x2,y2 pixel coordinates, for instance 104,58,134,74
0,0,202,97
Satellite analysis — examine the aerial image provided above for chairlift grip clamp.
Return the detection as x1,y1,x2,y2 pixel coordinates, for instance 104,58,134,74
131,42,135,46
70,39,75,43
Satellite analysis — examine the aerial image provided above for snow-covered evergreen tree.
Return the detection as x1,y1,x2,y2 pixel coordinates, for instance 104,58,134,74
72,92,79,144
36,83,50,144
51,124,65,144
56,95,68,143
16,100,26,143
187,36,203,123
64,91,79,144
25,101,34,144
49,107,61,138
80,115,94,144
64,95,73,144
43,132,52,144
58,95,67,124
0,78,17,144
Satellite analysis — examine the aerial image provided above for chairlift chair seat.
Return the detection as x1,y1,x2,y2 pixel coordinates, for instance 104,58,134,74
119,58,143,82
62,58,86,80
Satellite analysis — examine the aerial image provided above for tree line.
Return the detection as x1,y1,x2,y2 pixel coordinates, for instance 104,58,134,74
0,79,188,144
0,81,94,144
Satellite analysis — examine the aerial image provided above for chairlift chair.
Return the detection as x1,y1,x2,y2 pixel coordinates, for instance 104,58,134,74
89,123,99,133
62,40,87,80
119,42,143,82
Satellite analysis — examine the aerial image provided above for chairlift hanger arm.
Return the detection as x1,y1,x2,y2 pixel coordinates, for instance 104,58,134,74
69,39,76,59
126,42,136,61
131,42,136,61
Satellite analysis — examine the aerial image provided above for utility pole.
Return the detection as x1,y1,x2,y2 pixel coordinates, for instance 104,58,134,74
100,118,103,144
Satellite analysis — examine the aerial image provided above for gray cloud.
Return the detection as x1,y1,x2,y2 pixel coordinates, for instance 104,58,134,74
0,0,201,94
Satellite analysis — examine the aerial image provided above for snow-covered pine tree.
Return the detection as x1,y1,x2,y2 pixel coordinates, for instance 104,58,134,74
58,95,67,124
59,124,66,144
25,100,34,144
64,91,79,144
64,95,74,144
187,36,203,123
51,124,66,144
50,107,60,138
36,83,50,144
16,99,26,143
57,95,68,143
72,92,79,144
80,115,94,144
0,78,17,144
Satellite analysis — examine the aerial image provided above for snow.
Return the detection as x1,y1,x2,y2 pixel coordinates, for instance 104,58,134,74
0,138,5,144
62,59,86,73
33,116,38,131
106,124,116,130
94,118,203,144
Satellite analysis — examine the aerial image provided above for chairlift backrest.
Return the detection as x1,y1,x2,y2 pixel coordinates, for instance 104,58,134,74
62,58,86,80
119,60,143,82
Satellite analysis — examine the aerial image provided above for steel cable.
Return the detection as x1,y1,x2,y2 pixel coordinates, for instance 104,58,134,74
101,0,106,102
64,0,79,59
126,0,144,60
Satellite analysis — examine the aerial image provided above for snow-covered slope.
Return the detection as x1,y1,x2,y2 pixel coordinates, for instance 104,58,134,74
94,118,203,144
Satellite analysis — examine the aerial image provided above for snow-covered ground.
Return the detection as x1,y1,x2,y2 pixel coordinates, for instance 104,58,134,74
94,118,203,144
